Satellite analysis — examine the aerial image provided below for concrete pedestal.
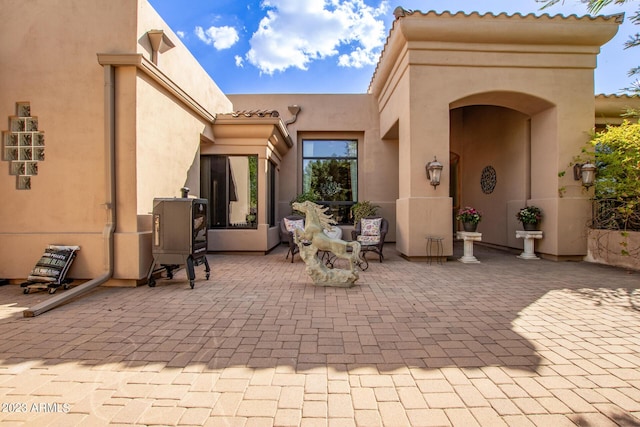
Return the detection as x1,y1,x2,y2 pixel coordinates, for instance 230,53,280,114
456,231,482,264
516,230,543,260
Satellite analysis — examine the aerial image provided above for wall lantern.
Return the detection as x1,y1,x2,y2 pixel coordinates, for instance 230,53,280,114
573,162,596,188
426,156,443,189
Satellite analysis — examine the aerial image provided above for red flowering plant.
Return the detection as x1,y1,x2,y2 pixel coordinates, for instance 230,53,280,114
456,206,482,224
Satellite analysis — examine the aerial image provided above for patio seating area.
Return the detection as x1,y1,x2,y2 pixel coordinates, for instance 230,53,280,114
0,243,639,426
352,216,389,264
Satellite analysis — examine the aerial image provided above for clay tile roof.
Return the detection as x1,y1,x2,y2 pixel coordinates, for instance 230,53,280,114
369,7,626,94
596,93,640,99
392,6,624,23
228,109,280,118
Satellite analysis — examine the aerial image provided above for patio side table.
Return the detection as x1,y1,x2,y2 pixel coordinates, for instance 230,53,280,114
456,231,482,264
425,236,444,265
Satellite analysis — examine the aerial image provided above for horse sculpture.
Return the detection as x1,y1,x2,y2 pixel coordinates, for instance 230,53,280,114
291,201,362,281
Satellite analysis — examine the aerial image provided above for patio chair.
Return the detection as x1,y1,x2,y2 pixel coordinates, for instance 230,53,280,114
280,215,305,262
351,216,388,263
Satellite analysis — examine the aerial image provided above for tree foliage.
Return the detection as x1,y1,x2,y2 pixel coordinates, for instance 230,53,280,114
304,159,354,202
573,120,640,235
591,120,640,199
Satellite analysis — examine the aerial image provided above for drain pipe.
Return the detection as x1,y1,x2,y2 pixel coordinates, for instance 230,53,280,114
24,65,117,317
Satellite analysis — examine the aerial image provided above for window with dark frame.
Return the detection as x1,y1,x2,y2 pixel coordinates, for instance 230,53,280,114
302,139,358,225
200,155,258,229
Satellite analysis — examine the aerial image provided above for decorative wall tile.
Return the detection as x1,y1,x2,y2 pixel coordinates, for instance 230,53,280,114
3,102,45,189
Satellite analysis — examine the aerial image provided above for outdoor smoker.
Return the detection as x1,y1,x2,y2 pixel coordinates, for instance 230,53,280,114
146,188,210,289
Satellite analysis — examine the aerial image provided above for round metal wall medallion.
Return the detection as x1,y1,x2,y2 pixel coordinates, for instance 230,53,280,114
480,166,497,194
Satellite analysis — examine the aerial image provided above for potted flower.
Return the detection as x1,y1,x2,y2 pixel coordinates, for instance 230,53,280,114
456,206,482,232
516,206,543,231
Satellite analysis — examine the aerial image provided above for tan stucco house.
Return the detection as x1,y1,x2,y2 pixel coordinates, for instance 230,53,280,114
1,0,638,287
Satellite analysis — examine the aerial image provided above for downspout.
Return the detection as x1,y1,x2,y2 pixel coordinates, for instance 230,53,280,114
24,65,117,317
285,105,301,126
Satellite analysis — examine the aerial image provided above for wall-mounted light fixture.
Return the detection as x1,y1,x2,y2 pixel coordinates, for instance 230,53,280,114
573,162,596,188
426,156,443,189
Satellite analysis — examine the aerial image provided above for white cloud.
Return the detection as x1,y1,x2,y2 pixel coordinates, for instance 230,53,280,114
177,30,186,39
195,25,239,50
245,0,389,74
235,55,244,67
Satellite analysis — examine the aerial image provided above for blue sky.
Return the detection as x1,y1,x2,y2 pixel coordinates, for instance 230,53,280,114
147,0,638,95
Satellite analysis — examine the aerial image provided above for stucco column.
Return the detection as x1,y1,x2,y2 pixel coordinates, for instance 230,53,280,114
530,95,595,259
396,104,452,258
112,66,147,284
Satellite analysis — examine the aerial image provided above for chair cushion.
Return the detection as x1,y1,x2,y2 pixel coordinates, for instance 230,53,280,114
284,218,304,232
323,226,342,240
361,218,382,236
357,235,380,245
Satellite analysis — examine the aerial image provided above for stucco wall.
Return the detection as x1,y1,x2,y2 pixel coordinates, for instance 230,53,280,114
228,94,398,242
0,0,231,281
586,229,640,271
369,11,619,259
133,0,231,216
202,118,289,252
453,106,530,249
1,3,631,281
136,75,213,215
105,0,233,282
409,66,595,259
375,58,417,255
137,0,229,128
595,95,640,127
0,0,138,279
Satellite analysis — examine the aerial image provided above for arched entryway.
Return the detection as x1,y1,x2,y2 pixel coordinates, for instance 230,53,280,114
449,91,555,250
369,10,617,260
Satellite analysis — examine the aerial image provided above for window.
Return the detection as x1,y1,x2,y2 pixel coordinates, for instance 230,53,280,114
302,139,357,224
200,155,258,229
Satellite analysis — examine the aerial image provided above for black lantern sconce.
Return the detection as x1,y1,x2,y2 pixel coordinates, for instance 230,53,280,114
426,156,443,189
573,162,596,188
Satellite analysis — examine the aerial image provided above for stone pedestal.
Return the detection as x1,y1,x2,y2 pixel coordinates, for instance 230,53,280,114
456,231,482,264
516,230,543,260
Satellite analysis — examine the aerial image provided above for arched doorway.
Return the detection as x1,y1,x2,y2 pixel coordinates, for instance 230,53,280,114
449,92,555,249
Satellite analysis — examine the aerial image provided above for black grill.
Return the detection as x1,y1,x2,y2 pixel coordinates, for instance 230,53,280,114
146,197,210,289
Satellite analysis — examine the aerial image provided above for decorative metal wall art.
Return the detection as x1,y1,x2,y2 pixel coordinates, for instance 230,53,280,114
480,165,496,194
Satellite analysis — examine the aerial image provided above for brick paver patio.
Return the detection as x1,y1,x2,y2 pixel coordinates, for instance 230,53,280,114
0,243,638,426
